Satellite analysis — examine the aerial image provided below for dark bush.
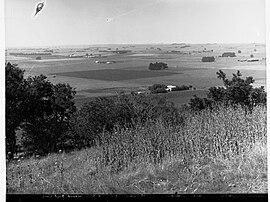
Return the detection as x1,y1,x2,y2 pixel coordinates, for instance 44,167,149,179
149,84,167,94
149,62,168,70
201,56,215,62
238,50,241,53
36,56,42,60
189,70,267,111
171,85,190,91
189,95,213,111
222,52,236,57
68,94,182,149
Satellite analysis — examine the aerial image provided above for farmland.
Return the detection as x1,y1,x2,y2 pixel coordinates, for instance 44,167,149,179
5,43,267,194
6,43,266,107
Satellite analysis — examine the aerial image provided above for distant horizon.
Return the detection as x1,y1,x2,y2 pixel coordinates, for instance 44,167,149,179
5,42,266,49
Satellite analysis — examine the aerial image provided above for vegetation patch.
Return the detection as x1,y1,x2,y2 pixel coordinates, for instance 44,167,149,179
201,56,215,62
149,62,168,70
7,105,267,194
221,52,236,57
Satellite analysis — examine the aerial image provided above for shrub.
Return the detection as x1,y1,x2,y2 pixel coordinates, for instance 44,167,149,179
68,94,182,150
238,50,242,53
221,52,236,57
36,56,42,60
189,95,213,111
149,62,168,70
201,56,215,62
189,70,267,111
149,84,167,94
171,85,190,91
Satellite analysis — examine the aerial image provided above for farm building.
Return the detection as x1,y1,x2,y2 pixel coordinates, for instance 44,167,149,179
166,85,176,92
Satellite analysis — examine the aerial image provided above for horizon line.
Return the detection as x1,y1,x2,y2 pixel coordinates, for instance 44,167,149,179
5,42,266,49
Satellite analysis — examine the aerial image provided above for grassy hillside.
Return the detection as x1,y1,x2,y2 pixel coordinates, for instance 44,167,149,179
6,105,267,194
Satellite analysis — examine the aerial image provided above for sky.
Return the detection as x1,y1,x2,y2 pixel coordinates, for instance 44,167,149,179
5,0,266,47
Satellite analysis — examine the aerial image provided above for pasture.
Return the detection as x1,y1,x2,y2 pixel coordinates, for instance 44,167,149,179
6,43,266,106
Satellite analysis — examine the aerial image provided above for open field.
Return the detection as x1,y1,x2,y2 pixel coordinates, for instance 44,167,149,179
6,43,266,107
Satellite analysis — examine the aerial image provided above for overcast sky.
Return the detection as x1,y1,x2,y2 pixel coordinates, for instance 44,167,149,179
5,0,266,47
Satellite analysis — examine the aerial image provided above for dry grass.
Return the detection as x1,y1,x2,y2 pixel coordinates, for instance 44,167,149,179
6,105,267,194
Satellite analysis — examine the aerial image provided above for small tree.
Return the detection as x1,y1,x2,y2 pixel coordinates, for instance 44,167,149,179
149,62,168,70
189,70,266,110
149,84,167,94
201,56,215,62
172,85,190,91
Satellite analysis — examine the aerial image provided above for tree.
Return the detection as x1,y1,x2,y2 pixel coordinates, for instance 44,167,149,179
189,70,266,110
214,70,255,106
149,62,168,70
172,85,190,92
68,94,182,149
149,84,167,94
5,63,77,156
5,63,27,157
201,56,215,62
21,79,76,155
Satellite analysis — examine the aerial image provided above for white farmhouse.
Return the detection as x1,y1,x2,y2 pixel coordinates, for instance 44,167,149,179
166,85,176,92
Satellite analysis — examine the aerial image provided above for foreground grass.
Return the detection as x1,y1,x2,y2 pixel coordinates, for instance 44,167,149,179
6,105,267,194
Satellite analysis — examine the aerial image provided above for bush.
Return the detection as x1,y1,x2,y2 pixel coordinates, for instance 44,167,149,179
189,70,267,111
149,84,167,94
189,95,213,111
171,85,190,91
201,56,215,62
36,56,42,60
149,62,168,70
68,94,182,150
222,52,236,57
238,50,241,53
